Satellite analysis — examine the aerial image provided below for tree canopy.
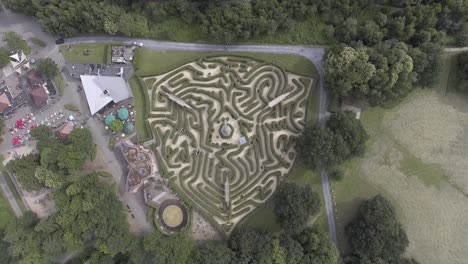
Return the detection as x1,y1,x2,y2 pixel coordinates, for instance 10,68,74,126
297,111,368,170
274,182,321,234
143,232,193,264
345,195,409,263
35,58,59,79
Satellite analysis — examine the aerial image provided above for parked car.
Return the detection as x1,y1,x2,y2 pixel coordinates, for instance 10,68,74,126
132,41,143,47
55,38,64,44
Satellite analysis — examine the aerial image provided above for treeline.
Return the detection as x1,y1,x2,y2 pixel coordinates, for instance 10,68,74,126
7,126,95,191
5,1,467,45
323,0,461,106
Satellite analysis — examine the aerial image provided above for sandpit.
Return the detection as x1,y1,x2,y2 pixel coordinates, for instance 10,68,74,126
357,90,468,264
162,205,183,227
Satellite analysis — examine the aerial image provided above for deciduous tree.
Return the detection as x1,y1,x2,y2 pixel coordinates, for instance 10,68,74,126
274,182,321,234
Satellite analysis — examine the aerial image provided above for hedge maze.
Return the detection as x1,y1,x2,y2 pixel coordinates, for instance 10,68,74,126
143,56,313,235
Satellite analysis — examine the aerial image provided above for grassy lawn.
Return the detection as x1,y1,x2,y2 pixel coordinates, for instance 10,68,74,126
54,74,65,96
128,76,152,142
0,155,26,214
133,49,317,77
331,108,386,253
436,50,468,95
0,192,14,228
30,37,46,47
60,43,112,64
249,16,329,45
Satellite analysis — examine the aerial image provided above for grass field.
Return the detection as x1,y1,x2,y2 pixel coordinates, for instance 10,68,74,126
128,76,151,142
54,74,65,96
331,85,468,263
133,49,318,77
59,43,121,64
0,191,14,229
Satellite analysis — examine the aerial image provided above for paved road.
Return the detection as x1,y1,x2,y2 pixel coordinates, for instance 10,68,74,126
0,172,23,217
66,36,337,241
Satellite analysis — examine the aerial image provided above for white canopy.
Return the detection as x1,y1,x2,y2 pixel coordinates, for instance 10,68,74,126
80,75,133,115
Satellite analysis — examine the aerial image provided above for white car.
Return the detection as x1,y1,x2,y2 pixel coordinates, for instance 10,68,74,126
132,41,143,47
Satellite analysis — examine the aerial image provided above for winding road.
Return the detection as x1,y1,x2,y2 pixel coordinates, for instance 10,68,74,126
0,4,336,242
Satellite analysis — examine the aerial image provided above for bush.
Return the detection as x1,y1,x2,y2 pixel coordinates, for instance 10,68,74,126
108,137,116,151
329,168,344,182
54,74,65,96
64,104,79,112
97,170,112,177
30,38,46,47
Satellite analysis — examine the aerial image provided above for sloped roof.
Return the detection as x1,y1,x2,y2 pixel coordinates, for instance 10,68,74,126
57,122,74,141
80,75,133,115
30,87,48,108
0,93,11,112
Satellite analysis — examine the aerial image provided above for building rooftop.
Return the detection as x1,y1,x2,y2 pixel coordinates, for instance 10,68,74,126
80,75,133,115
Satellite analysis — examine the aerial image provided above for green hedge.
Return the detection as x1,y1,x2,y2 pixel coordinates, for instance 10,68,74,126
64,104,79,112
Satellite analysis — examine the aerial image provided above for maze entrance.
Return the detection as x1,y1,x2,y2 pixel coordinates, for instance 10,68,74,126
144,56,314,235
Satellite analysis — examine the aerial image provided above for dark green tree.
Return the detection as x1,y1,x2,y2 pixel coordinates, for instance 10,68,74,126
297,125,345,169
295,227,339,264
191,241,233,264
228,228,273,264
35,58,59,79
0,48,10,68
6,154,43,191
274,182,321,234
346,195,409,263
143,232,193,264
326,111,368,157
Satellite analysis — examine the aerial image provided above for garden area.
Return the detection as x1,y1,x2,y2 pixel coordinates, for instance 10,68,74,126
142,55,316,235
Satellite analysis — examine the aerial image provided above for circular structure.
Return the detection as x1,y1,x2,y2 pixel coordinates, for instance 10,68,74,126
162,205,183,227
158,200,188,232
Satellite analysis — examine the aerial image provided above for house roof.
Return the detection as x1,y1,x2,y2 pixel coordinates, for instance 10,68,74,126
80,75,133,115
58,122,74,135
27,71,44,88
30,87,48,108
0,93,11,112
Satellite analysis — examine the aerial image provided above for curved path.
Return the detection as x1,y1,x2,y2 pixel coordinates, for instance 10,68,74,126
65,36,336,242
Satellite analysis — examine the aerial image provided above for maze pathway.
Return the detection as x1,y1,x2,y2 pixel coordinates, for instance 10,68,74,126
144,56,314,235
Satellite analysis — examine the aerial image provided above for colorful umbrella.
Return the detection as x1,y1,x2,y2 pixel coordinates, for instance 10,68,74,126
12,136,21,145
104,114,116,126
16,119,24,128
30,124,37,130
123,122,134,134
118,108,129,120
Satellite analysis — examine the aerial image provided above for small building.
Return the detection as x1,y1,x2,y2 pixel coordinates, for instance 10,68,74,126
0,93,12,114
80,75,133,115
111,46,125,64
1,50,30,77
56,122,74,142
120,140,156,193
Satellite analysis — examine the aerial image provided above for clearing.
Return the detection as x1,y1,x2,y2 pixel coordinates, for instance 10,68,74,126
332,88,468,263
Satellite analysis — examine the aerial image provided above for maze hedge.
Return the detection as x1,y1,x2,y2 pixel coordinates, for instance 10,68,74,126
143,56,314,235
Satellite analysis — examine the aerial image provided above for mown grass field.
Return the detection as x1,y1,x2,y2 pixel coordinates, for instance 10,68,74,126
330,52,468,262
60,43,107,64
133,49,318,77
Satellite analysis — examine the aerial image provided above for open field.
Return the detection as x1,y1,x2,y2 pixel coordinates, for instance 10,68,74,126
133,49,318,77
60,43,107,64
332,89,468,263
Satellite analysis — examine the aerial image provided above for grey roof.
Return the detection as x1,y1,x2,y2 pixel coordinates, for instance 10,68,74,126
80,75,133,115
